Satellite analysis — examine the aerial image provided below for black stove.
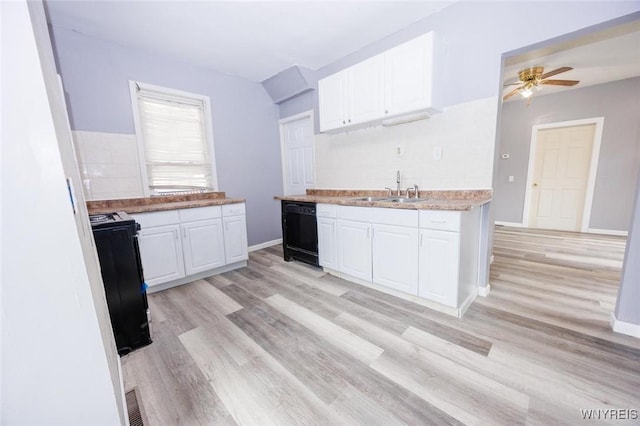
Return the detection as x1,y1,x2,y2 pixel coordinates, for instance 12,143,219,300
89,210,151,355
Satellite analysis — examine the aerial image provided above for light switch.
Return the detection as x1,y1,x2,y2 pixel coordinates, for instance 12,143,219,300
433,147,442,161
508,175,514,182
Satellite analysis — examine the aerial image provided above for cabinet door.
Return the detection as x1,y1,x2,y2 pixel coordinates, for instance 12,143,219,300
181,219,226,275
337,219,372,282
372,224,419,295
318,71,348,132
418,229,459,307
317,217,337,270
348,54,385,125
137,224,185,287
384,33,433,116
223,215,248,264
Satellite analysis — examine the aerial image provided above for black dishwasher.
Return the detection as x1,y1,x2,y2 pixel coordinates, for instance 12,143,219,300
90,212,152,356
281,201,319,267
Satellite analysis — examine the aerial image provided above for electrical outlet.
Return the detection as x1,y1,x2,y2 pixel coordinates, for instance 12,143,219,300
433,147,442,161
394,145,404,157
508,175,514,182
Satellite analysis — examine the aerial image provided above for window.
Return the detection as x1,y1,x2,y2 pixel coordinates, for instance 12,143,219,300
130,81,218,195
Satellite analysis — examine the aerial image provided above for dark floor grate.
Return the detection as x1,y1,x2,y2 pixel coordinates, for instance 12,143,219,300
126,388,144,426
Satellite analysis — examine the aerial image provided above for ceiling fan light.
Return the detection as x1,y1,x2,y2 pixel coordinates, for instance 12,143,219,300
520,87,533,98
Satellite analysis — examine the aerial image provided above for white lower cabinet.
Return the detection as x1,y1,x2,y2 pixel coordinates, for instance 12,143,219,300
372,224,419,295
223,214,248,263
317,217,337,269
337,219,372,282
137,224,185,287
418,229,460,307
133,203,248,290
182,218,226,275
317,204,481,317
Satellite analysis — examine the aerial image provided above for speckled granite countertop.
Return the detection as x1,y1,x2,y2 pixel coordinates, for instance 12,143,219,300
275,189,491,211
87,192,245,214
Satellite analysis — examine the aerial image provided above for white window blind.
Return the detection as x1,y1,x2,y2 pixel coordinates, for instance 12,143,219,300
135,85,214,193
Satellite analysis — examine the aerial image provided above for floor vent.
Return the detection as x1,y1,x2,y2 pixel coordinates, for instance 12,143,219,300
126,388,145,426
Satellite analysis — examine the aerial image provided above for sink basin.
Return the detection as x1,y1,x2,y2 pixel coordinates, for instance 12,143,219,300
385,197,433,203
385,197,421,203
351,196,391,202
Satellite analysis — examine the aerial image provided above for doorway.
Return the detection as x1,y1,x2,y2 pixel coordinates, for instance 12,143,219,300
522,118,604,232
279,111,315,196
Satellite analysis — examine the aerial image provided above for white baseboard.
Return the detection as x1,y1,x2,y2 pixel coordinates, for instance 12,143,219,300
249,238,283,252
478,284,491,297
610,313,640,338
588,228,628,237
495,221,523,227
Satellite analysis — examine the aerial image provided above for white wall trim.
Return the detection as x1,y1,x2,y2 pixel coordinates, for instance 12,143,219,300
249,238,283,252
587,228,628,237
522,117,605,232
495,221,523,227
478,284,491,297
278,110,315,196
610,313,640,338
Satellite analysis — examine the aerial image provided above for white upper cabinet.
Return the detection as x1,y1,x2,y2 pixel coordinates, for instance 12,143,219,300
348,55,385,126
319,55,384,132
384,32,435,117
318,71,348,132
318,32,439,132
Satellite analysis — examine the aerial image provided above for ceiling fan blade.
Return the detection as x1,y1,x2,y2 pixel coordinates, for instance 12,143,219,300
540,66,573,79
503,86,522,101
503,82,522,87
542,79,580,86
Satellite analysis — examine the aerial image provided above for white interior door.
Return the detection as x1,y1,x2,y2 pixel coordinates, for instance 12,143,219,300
280,114,315,195
529,124,596,231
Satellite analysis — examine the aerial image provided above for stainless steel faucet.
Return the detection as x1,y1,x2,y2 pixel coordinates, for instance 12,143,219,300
395,170,401,196
413,184,419,199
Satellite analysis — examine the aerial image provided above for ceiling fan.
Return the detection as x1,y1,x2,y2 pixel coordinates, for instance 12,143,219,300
503,66,579,101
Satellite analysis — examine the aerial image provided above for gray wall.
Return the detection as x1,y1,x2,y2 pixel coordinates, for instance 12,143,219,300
616,171,640,325
49,26,283,246
494,77,640,231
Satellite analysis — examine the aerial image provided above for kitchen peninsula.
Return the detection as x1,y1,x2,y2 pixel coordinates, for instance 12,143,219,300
277,189,491,317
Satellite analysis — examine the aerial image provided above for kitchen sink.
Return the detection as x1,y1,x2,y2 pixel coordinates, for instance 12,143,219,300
351,196,391,202
385,197,420,203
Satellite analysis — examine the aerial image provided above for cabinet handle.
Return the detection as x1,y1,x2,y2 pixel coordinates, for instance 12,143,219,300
385,110,388,114
343,120,346,124
182,227,187,239
174,229,178,240
348,119,351,123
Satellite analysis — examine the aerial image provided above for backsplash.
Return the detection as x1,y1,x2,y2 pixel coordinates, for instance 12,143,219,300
72,131,145,200
314,97,498,190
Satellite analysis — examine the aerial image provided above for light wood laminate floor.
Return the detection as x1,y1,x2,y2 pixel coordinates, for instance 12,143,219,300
123,226,640,425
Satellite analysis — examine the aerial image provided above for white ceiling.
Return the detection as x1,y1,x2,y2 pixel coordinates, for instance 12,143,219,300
503,22,640,101
45,0,454,82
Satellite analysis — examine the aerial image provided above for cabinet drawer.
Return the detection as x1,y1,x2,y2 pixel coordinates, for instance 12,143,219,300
132,210,179,229
419,210,461,232
370,208,418,227
222,203,245,217
337,205,371,222
317,203,337,218
179,205,222,222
